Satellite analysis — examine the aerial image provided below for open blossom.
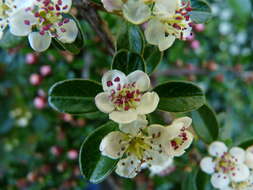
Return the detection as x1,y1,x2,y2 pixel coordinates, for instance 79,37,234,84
99,116,193,178
95,70,159,124
144,0,193,51
8,0,78,52
200,141,250,190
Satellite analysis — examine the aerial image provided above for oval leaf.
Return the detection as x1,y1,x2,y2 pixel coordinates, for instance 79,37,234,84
112,50,146,74
153,81,205,113
190,0,212,23
181,168,198,190
48,79,102,114
190,104,219,144
116,23,145,54
79,121,119,183
144,45,163,75
237,139,253,149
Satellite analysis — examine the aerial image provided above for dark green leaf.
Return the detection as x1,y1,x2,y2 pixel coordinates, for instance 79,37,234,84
0,27,24,49
237,138,253,149
181,168,198,190
153,81,205,113
190,104,219,144
48,79,102,114
79,122,119,183
196,168,214,190
116,23,145,54
112,50,146,74
144,45,163,74
190,0,212,23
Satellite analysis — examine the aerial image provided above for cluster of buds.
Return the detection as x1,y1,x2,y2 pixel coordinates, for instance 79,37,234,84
9,107,32,127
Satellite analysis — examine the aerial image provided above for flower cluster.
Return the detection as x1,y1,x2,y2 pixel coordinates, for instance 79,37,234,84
102,0,193,51
200,141,253,190
1,0,78,52
95,70,194,178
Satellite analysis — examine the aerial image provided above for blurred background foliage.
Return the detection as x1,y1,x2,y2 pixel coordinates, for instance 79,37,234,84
0,0,253,189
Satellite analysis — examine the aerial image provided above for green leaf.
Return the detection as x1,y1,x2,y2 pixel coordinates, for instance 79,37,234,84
237,138,253,149
144,45,163,75
52,14,85,54
195,168,214,190
48,79,102,114
116,23,145,54
181,168,198,190
112,50,146,74
228,0,251,19
0,27,24,49
190,104,219,144
79,121,119,183
153,81,205,113
190,0,212,23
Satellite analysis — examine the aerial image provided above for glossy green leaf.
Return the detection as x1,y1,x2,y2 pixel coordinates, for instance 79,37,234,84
153,81,205,113
79,122,119,183
237,138,253,149
116,23,145,54
181,168,198,190
190,104,219,144
196,168,214,190
144,45,163,75
112,50,146,74
48,79,102,114
190,0,212,23
0,27,24,49
52,14,85,54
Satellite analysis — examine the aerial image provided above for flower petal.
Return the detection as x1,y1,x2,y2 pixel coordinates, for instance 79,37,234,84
102,70,127,92
208,141,228,157
9,9,36,36
99,131,129,159
119,115,148,135
229,164,250,182
245,146,253,169
136,92,159,115
102,0,123,12
61,0,72,12
115,155,141,178
56,19,78,43
211,173,230,189
158,35,176,51
154,0,179,16
172,116,192,129
144,149,170,166
109,110,137,124
200,157,215,174
28,32,52,52
148,157,173,175
95,92,115,113
229,147,245,163
144,19,165,46
123,0,151,25
127,70,150,92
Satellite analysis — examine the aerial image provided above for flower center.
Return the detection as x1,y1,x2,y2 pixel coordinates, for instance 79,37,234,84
215,153,238,174
127,136,150,160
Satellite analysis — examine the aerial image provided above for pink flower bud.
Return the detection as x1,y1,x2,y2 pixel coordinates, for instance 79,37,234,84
26,53,38,64
34,96,46,109
40,65,52,76
190,40,200,49
67,149,78,160
38,89,46,97
29,73,42,86
50,146,62,156
194,24,205,32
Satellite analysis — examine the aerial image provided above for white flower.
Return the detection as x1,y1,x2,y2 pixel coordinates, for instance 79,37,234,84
102,0,123,12
8,0,78,52
245,146,253,169
148,158,173,176
95,70,159,124
100,116,173,178
200,141,250,189
144,0,192,51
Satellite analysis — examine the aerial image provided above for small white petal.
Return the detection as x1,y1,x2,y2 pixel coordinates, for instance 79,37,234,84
102,70,127,92
102,0,123,12
158,35,176,51
99,131,129,159
211,173,230,189
144,149,169,166
200,157,215,174
136,92,159,115
149,157,173,175
28,32,52,52
62,0,72,12
229,164,250,182
172,117,192,129
95,92,115,113
119,115,148,135
109,110,137,124
208,141,228,157
147,124,168,144
154,0,179,16
229,147,245,163
144,19,165,46
123,0,151,24
115,155,141,178
127,70,150,92
56,19,78,43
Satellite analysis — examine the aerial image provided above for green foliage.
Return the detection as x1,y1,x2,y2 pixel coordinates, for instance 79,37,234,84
238,138,253,149
190,0,212,23
144,45,163,75
181,168,198,190
153,81,206,112
190,104,219,143
79,121,119,183
0,27,24,49
48,79,102,114
228,0,252,19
